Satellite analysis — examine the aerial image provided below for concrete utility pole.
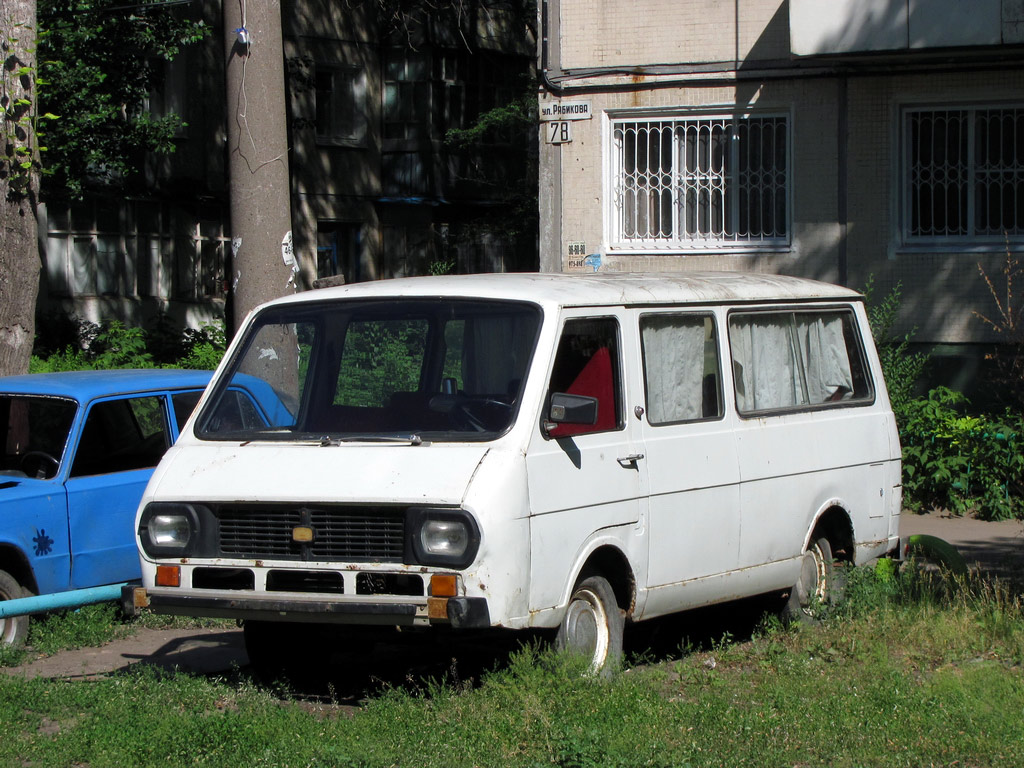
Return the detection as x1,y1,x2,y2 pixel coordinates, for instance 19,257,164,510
222,0,294,334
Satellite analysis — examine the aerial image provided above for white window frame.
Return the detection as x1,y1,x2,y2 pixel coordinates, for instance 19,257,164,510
44,202,125,298
43,200,228,301
900,103,1024,247
605,110,791,253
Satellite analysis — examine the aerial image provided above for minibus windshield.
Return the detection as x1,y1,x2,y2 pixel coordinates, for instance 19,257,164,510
195,298,542,442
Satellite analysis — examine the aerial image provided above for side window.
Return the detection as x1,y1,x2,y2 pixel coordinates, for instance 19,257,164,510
545,317,622,438
728,309,874,414
171,390,203,434
641,314,722,424
70,396,170,477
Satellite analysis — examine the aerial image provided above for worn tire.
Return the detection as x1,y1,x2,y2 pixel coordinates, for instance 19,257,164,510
782,536,835,624
556,575,624,676
0,569,30,648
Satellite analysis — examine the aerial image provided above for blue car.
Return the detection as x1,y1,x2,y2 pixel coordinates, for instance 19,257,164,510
0,369,216,646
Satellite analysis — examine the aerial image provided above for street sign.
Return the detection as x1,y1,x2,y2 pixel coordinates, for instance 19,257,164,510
539,100,593,121
546,121,573,144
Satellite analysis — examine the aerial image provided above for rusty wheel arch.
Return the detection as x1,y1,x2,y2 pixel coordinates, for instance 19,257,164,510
576,545,636,618
811,506,855,565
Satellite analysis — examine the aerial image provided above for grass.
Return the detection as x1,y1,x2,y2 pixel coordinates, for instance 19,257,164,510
2,565,1024,767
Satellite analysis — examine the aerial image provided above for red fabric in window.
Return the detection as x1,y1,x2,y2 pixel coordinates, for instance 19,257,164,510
549,346,615,438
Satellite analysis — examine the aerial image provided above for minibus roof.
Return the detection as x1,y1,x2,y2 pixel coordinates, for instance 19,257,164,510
265,272,862,311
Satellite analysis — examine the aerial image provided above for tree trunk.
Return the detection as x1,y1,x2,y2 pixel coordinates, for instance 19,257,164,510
0,0,41,376
222,0,293,336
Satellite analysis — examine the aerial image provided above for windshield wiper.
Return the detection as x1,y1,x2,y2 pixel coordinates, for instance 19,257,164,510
319,434,427,447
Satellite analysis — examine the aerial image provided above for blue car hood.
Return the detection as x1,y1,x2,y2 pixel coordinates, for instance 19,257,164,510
0,475,63,506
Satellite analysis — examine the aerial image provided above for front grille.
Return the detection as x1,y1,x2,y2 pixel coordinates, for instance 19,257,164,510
215,505,406,562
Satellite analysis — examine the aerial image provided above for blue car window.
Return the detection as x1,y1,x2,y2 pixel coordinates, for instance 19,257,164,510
0,395,76,479
70,396,170,477
171,390,204,434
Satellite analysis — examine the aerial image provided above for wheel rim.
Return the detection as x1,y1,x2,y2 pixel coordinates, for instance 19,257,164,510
795,541,830,617
0,595,17,645
562,588,609,672
809,541,829,602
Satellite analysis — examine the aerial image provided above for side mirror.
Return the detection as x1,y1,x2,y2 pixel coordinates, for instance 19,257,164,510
543,392,598,435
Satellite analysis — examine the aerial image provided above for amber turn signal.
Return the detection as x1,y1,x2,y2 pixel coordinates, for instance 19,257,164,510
155,565,181,587
430,573,458,597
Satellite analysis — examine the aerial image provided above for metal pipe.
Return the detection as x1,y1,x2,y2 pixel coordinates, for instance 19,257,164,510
0,583,132,618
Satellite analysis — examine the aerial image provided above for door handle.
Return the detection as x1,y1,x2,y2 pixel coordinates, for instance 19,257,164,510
616,453,644,468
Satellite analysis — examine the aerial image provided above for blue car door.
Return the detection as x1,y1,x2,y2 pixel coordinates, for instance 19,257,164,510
64,393,173,588
1,395,76,595
9,486,71,596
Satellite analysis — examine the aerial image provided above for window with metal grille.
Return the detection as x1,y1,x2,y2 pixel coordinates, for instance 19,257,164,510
610,115,789,249
903,106,1024,243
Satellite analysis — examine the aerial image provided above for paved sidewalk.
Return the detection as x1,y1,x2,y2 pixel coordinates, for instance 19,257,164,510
899,510,1024,583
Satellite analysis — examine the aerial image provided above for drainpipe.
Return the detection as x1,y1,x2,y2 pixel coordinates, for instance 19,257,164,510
0,583,132,619
539,0,563,272
837,76,848,286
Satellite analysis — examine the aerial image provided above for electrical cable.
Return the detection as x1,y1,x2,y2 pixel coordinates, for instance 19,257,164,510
232,0,286,173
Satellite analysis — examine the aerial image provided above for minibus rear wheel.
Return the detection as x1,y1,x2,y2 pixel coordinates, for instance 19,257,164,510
556,575,623,676
782,536,834,624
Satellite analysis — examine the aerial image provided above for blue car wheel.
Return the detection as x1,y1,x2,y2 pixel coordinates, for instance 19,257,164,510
0,569,30,647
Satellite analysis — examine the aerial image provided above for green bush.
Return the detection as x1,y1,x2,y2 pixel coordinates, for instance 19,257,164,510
178,323,227,370
863,276,930,421
30,320,155,372
30,318,225,373
901,386,1024,520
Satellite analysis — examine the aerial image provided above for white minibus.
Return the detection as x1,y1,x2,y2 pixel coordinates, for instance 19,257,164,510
124,272,902,672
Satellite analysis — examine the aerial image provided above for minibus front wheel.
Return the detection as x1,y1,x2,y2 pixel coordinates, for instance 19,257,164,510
556,575,624,675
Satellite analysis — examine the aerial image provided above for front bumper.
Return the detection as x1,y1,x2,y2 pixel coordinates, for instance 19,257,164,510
121,585,491,629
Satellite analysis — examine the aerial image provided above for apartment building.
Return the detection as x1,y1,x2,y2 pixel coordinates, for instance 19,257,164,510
539,0,1024,387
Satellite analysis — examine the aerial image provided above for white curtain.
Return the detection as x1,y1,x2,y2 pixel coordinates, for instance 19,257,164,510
795,315,853,404
642,316,706,423
731,313,854,412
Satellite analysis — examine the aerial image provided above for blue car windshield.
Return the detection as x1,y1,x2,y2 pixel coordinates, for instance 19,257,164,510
0,396,77,478
196,298,542,442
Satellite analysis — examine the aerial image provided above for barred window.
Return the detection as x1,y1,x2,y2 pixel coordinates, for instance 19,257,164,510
903,106,1024,242
610,115,789,249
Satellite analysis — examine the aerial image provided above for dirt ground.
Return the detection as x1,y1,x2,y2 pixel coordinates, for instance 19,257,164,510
4,510,1023,683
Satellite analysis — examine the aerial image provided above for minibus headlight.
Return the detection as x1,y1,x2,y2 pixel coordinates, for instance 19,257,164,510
149,514,191,548
139,503,201,558
420,519,469,557
408,508,480,568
